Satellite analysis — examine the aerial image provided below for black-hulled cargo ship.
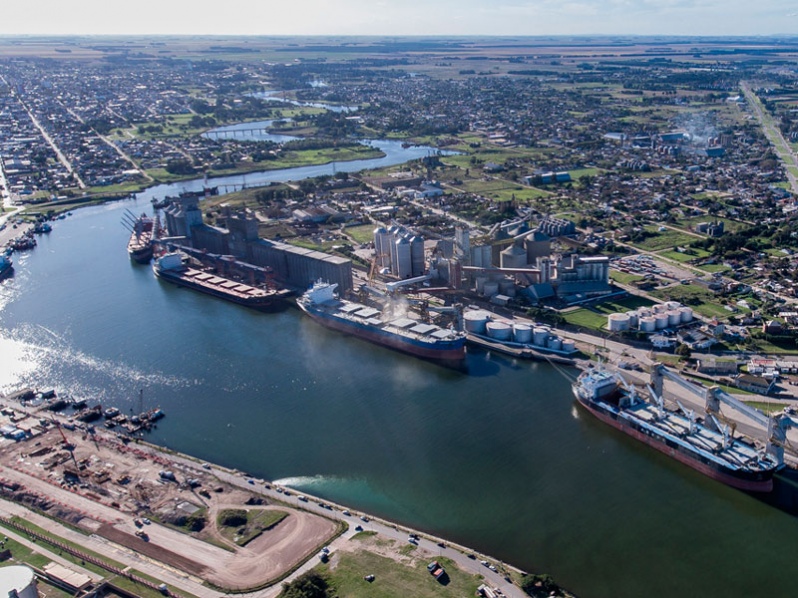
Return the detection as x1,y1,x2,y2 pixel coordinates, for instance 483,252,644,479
572,367,779,492
153,252,292,311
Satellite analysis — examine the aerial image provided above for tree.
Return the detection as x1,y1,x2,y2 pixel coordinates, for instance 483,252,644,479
279,572,329,598
675,343,692,360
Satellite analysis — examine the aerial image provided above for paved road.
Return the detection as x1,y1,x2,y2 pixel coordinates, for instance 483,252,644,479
741,81,798,194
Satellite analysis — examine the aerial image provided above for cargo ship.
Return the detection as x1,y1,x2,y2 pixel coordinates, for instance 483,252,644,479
153,252,292,311
573,367,779,492
296,280,466,361
126,213,156,264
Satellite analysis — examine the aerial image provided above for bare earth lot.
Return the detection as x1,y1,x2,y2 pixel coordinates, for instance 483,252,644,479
0,400,338,591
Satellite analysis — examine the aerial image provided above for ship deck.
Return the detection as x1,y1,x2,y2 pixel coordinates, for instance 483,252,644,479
302,298,463,345
171,268,274,300
615,400,774,473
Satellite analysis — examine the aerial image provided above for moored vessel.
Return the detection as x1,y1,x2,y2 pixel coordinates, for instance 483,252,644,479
125,212,156,264
296,280,466,362
0,255,13,280
153,252,292,311
572,366,780,492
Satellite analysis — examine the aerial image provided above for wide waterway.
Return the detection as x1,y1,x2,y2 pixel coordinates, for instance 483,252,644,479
1,172,798,597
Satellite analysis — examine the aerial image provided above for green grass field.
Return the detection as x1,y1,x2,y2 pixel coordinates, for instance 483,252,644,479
649,285,732,319
345,224,377,244
632,227,698,251
322,550,485,598
561,295,655,330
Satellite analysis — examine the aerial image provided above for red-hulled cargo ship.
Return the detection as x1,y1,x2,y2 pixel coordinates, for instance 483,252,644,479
572,367,779,492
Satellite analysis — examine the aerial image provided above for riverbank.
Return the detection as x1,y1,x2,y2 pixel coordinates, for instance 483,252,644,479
0,390,557,598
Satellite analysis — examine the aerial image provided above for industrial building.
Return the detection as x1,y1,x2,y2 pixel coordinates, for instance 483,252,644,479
373,225,425,279
162,195,353,293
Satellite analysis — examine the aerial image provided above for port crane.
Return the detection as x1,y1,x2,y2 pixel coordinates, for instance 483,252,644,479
650,364,798,466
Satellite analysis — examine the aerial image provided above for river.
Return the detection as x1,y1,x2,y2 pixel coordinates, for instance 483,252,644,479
0,163,797,597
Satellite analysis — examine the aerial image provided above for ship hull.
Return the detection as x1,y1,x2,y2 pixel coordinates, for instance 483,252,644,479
298,302,466,361
574,390,774,492
129,244,153,264
155,269,290,311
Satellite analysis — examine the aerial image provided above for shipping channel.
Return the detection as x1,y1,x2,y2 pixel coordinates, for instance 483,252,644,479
0,155,797,597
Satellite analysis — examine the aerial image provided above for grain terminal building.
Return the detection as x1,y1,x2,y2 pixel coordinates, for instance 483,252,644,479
163,196,352,293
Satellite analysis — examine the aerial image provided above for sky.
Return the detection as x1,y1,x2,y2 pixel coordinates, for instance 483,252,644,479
1,0,795,37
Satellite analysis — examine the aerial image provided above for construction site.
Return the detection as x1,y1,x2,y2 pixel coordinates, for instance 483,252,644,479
0,395,341,595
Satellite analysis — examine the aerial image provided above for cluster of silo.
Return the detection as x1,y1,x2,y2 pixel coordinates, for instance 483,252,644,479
464,311,574,352
373,226,425,279
607,302,694,333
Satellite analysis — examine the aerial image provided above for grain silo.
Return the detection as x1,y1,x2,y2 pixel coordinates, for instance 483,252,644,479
639,316,657,333
608,313,631,332
486,321,513,341
464,310,491,334
513,324,533,344
0,566,38,598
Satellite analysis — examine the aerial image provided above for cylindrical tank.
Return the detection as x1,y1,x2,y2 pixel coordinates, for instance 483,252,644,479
547,336,562,351
373,226,387,266
486,321,512,341
637,307,652,318
655,313,669,330
653,303,667,314
395,236,412,279
561,339,576,353
639,316,657,332
0,566,37,598
500,244,527,269
533,327,549,346
625,311,639,328
679,306,694,323
513,324,533,344
483,281,499,297
464,310,490,334
608,313,630,332
667,310,681,327
665,301,681,311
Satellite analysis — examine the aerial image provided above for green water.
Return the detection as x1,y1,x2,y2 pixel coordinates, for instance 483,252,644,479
0,202,796,597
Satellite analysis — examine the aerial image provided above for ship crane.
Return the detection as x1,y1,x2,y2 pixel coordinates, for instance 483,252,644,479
675,400,697,435
647,385,665,419
651,364,798,466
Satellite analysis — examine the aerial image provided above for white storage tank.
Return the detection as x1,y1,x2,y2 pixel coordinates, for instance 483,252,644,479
637,307,652,318
395,237,412,279
513,324,533,344
464,310,491,334
679,306,694,323
639,316,657,333
483,281,500,297
561,339,576,353
533,327,549,346
547,336,562,351
608,313,631,332
665,301,681,311
655,313,669,330
667,310,681,327
0,566,38,598
625,311,639,328
486,321,512,341
653,303,668,314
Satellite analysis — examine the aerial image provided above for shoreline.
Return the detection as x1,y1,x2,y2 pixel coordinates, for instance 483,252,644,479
0,390,556,598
